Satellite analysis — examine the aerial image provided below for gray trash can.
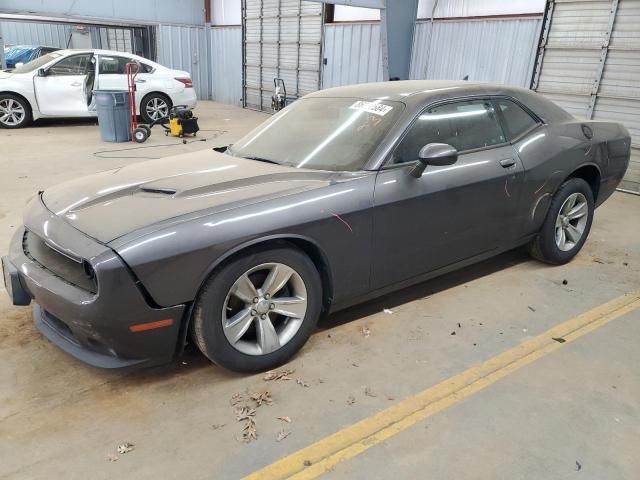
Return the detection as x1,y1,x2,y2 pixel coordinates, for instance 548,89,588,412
95,90,130,142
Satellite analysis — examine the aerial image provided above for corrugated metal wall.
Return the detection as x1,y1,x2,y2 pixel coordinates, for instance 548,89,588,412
418,0,546,18
322,23,383,88
157,24,209,100
533,0,640,193
0,20,69,47
1,0,204,25
410,17,543,87
211,26,242,105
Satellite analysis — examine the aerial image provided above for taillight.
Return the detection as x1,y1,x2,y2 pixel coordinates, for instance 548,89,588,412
175,77,193,88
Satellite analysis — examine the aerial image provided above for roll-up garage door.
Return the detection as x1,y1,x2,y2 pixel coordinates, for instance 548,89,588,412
242,0,323,111
532,0,640,193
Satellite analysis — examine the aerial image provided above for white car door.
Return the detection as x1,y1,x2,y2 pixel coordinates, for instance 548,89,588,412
33,53,95,116
96,54,152,113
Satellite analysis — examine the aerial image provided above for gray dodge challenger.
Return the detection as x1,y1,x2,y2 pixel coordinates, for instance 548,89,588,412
2,81,630,372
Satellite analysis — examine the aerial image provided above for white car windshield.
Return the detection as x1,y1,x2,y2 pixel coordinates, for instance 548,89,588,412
12,52,63,73
229,97,404,171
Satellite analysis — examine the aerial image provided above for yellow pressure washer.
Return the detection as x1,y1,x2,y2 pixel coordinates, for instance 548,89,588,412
133,105,200,143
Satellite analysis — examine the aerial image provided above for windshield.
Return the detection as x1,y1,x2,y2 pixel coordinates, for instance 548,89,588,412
12,52,63,73
229,97,404,171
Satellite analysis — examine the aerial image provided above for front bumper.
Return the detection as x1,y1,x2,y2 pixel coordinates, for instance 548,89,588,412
3,196,186,369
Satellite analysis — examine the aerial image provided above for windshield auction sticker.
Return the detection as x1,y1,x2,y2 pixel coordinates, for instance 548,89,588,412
349,101,393,116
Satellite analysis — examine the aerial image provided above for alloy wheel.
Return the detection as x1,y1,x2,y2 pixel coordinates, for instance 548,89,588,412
555,192,588,251
145,97,169,121
0,99,26,126
222,263,308,356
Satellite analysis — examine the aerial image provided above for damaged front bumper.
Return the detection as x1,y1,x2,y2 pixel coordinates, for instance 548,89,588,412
2,196,186,369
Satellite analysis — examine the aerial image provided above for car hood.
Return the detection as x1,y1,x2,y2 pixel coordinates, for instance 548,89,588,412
41,150,336,244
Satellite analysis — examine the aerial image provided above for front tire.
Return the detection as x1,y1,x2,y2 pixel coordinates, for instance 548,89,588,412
191,246,322,373
140,93,171,124
0,94,32,129
530,177,594,264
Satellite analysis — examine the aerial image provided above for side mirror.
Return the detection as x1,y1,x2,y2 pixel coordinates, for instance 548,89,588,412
37,68,48,77
410,143,458,178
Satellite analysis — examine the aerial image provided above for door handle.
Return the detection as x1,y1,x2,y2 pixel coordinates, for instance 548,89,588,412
135,79,146,83
71,81,82,87
581,124,593,140
499,158,516,168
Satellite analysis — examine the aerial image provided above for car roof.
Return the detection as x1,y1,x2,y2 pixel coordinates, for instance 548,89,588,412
307,80,574,123
54,49,158,65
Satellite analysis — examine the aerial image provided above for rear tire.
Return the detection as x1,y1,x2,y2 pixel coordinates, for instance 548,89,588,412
191,246,322,373
529,177,594,264
0,94,32,129
140,93,172,124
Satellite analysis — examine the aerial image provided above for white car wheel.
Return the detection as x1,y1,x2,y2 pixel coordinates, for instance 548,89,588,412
0,95,31,129
142,94,171,123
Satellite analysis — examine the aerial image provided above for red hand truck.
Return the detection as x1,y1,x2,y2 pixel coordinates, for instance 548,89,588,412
125,62,151,143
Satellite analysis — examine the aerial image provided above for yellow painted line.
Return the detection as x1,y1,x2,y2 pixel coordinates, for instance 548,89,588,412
244,291,640,480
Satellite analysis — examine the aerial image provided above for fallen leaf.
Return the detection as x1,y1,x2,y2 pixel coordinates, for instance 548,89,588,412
237,417,257,443
235,406,256,421
106,454,119,462
211,423,227,430
277,416,292,423
552,337,566,344
263,369,295,381
528,306,536,312
249,391,273,407
304,460,312,467
230,392,247,406
362,326,371,338
347,395,356,405
117,442,135,454
383,309,393,314
296,378,310,388
276,429,291,442
364,387,377,398
576,460,582,471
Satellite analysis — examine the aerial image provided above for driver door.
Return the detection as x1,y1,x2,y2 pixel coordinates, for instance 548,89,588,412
371,98,525,289
34,53,94,116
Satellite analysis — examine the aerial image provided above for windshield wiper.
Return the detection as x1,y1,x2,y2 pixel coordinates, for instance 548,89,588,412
241,156,281,165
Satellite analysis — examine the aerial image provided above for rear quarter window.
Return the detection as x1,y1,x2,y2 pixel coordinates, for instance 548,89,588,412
495,99,539,140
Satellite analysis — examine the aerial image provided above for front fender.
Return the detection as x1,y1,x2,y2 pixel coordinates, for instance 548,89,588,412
0,79,39,119
113,178,375,308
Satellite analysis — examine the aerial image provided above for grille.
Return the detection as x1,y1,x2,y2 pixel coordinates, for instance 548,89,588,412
23,230,97,293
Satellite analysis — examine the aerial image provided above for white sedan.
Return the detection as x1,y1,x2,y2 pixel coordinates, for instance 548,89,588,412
0,49,197,128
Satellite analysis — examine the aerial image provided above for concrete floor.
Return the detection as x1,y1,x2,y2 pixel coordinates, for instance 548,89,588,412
1,101,639,479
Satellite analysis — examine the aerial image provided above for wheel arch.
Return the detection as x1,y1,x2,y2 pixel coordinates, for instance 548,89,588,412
566,163,601,202
194,234,334,312
176,234,334,356
139,91,172,106
0,91,34,117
